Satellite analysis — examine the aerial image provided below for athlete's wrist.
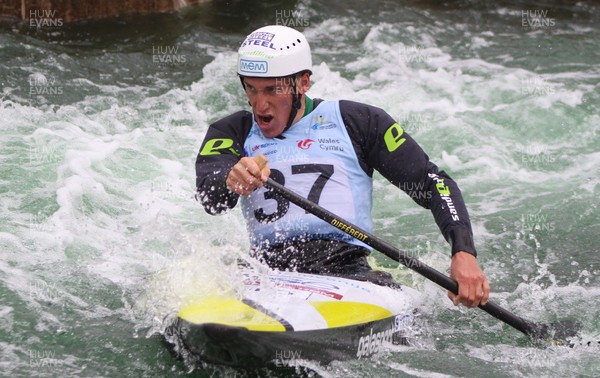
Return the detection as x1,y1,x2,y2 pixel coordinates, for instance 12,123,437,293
449,227,477,257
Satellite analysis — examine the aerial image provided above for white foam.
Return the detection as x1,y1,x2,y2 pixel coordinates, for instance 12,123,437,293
470,36,492,49
387,362,454,378
0,15,598,376
132,242,245,331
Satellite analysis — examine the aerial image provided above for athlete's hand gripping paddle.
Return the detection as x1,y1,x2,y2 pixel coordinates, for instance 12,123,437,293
257,163,579,344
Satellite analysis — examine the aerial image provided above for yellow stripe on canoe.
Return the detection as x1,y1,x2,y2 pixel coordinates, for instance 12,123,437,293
178,296,286,332
310,301,393,328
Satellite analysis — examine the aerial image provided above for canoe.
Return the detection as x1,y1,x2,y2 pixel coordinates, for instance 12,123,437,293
164,269,417,368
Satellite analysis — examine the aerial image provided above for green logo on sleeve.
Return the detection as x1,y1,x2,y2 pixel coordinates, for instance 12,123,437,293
199,138,240,156
384,123,406,152
435,181,451,196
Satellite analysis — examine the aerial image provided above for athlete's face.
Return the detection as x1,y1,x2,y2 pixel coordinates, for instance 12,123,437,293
243,73,310,138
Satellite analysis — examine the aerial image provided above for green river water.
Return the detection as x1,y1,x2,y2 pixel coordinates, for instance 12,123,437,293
0,0,598,376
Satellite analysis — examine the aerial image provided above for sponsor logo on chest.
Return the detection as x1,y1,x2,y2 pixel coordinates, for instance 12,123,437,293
295,138,344,152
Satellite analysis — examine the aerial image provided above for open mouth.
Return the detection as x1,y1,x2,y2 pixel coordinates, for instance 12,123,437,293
257,115,274,124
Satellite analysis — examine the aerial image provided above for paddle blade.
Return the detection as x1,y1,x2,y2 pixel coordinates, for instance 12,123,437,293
527,320,581,346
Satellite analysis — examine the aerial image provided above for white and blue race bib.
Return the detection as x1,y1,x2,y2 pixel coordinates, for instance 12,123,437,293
242,100,373,249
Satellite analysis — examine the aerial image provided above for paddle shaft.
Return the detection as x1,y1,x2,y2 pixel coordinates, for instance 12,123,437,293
263,178,540,338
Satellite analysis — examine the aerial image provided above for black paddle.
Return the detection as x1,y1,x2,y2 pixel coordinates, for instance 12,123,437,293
262,177,579,344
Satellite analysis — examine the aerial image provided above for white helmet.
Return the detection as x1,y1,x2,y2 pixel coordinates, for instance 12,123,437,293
237,25,312,78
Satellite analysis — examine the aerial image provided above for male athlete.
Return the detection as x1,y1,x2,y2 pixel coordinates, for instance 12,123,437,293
195,25,489,307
